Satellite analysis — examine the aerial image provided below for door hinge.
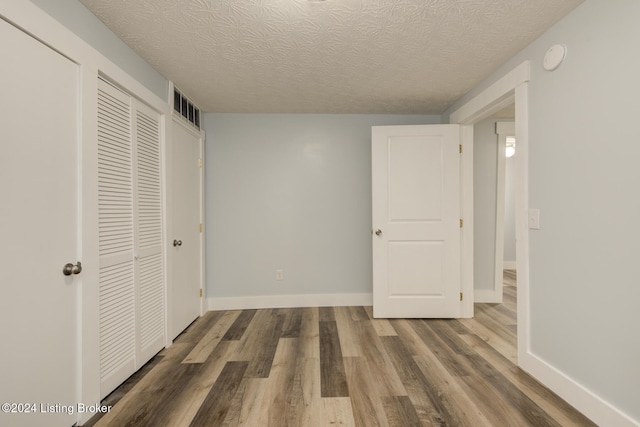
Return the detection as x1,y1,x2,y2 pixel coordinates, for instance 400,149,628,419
460,292,463,301
199,289,203,298
460,219,463,228
198,158,202,168
459,144,462,154
199,223,203,233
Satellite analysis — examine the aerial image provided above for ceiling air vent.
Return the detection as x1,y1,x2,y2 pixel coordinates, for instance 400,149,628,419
173,87,200,130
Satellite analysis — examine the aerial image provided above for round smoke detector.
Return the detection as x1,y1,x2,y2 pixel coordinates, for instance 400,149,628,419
543,44,567,71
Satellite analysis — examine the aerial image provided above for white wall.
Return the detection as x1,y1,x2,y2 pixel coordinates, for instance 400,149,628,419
204,114,440,304
29,0,168,100
445,0,640,424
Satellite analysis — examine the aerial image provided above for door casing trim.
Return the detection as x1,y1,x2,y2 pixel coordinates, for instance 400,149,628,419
449,60,530,328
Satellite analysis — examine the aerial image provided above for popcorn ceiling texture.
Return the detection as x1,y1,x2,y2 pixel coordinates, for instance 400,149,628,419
80,0,582,114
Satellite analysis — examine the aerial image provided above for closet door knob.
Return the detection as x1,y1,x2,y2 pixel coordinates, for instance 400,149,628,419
173,239,182,247
62,261,82,276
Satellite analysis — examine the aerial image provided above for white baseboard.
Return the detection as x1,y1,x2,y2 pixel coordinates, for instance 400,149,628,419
503,261,517,270
519,350,639,427
474,289,502,303
207,293,373,311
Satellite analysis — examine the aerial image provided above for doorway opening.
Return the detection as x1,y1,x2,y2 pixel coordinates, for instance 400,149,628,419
495,118,518,356
449,60,530,366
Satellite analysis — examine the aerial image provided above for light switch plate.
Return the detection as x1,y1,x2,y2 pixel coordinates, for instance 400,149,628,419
528,209,541,230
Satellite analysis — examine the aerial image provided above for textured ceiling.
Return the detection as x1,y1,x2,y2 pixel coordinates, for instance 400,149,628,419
79,0,583,114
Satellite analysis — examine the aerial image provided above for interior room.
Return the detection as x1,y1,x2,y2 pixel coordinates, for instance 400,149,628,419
1,1,639,426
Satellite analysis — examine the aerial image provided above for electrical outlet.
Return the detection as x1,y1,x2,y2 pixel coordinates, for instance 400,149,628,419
276,269,284,281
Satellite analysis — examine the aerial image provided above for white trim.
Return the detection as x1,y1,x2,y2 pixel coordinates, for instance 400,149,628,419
460,125,474,318
79,63,101,421
495,121,516,136
199,131,206,316
451,62,530,319
494,133,506,303
474,289,502,303
520,351,639,427
494,121,516,303
162,111,173,350
514,81,530,364
208,293,373,311
450,61,529,125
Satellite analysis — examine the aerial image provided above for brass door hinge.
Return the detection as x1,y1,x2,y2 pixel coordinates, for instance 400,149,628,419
460,219,463,228
199,289,203,298
459,144,462,154
199,223,203,233
198,158,202,168
460,292,463,301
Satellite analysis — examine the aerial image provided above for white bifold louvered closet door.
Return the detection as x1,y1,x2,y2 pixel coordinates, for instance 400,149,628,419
97,78,165,398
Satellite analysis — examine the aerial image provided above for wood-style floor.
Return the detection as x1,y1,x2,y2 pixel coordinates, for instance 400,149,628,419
84,271,596,426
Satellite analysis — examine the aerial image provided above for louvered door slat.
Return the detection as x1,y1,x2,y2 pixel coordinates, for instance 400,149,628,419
134,105,165,365
97,79,136,397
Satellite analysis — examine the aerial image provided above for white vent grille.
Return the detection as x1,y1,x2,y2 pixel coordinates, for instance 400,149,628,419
173,86,200,129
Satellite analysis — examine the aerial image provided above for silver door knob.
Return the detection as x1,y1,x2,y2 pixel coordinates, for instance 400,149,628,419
173,239,182,247
62,261,82,276
375,229,382,236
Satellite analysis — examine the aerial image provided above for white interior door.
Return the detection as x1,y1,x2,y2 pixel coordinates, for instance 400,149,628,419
372,125,461,318
0,18,79,426
170,121,202,339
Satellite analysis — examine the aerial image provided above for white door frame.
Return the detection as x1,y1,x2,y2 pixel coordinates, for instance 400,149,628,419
494,121,516,301
449,61,530,361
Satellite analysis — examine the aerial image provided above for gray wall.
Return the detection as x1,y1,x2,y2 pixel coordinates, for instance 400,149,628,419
29,0,168,100
504,153,516,264
474,117,518,290
473,117,499,291
445,0,640,422
204,114,440,298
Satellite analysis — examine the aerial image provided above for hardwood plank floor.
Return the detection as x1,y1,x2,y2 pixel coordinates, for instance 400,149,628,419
84,271,597,426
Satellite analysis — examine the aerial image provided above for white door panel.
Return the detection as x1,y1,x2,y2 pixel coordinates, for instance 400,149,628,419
133,101,165,364
372,125,461,318
0,18,79,426
388,136,444,220
97,78,137,397
170,121,202,340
